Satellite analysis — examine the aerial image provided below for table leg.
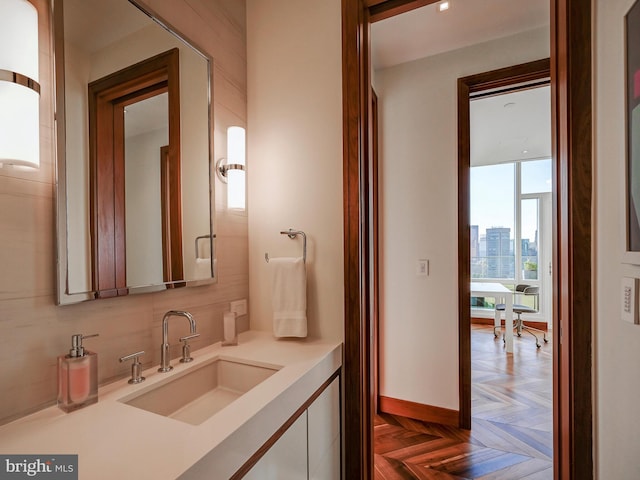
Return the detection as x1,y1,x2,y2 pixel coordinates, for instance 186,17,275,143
505,292,514,353
494,299,501,337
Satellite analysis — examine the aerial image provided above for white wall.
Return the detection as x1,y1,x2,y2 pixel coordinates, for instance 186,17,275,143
595,0,640,476
246,0,344,341
125,128,165,288
376,28,549,410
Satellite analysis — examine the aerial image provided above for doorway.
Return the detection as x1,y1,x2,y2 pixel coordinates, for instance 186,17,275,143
341,1,592,479
468,77,555,474
458,59,551,428
88,48,182,297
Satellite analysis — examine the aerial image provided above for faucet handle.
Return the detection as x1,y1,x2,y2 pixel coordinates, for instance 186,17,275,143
179,333,200,342
179,333,200,363
119,351,146,384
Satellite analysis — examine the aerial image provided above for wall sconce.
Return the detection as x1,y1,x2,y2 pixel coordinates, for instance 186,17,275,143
216,126,246,210
0,0,40,169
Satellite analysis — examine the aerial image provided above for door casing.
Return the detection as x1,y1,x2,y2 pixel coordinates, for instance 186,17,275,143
458,59,551,430
341,1,593,479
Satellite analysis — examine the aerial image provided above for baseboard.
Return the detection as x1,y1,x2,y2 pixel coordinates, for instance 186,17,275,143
378,396,459,427
471,317,548,331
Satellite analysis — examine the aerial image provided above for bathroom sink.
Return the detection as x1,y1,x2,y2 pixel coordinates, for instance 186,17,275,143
119,357,282,425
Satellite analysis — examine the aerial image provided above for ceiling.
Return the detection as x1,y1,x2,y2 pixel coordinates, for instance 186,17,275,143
124,93,169,139
64,0,151,54
470,86,551,166
371,0,549,70
371,0,551,166
64,0,168,139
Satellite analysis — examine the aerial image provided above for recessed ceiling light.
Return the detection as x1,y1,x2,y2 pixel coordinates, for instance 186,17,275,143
522,149,529,154
437,1,451,12
504,102,516,109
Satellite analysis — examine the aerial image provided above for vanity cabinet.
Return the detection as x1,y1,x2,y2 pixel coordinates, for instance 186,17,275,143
308,377,341,480
0,334,342,480
243,375,341,479
243,413,308,480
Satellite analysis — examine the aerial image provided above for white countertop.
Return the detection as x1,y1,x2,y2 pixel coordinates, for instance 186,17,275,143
0,331,343,479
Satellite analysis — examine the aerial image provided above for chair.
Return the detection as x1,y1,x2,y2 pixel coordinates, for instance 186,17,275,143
495,284,548,348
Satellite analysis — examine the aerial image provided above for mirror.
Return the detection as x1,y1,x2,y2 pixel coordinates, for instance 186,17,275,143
54,0,215,303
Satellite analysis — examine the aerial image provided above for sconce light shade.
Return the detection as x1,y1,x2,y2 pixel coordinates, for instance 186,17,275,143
221,126,246,210
0,0,40,168
227,126,246,167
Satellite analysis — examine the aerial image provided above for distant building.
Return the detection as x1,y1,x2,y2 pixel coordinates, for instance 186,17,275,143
486,227,513,278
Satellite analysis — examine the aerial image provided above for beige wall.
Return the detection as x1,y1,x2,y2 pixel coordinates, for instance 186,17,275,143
595,0,640,476
0,0,249,425
375,28,549,410
246,0,344,341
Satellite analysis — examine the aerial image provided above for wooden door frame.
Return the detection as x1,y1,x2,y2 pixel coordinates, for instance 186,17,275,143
371,89,380,414
458,58,551,431
341,0,592,479
88,48,182,297
160,144,184,285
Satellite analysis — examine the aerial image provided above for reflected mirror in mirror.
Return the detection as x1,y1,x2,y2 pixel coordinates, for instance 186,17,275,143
55,0,215,303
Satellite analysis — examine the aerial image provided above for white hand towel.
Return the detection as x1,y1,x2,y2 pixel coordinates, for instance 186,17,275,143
195,258,212,280
269,257,307,338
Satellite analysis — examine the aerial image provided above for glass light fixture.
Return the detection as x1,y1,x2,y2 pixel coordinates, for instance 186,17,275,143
0,0,40,169
437,1,451,12
216,126,246,210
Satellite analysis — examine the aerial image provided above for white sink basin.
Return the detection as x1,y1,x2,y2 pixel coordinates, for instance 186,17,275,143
119,357,282,425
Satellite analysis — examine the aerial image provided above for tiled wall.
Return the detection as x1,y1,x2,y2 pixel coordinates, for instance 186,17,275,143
0,0,248,425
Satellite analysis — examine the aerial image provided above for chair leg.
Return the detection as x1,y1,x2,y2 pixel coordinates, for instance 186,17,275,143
522,324,549,344
514,315,546,348
521,327,541,348
514,318,524,337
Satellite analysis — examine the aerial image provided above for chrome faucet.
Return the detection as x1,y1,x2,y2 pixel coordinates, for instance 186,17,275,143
158,310,196,372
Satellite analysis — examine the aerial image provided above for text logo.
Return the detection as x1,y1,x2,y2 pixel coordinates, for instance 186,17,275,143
0,456,77,480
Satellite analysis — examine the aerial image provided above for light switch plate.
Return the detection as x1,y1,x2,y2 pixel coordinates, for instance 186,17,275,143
416,259,429,276
621,277,639,324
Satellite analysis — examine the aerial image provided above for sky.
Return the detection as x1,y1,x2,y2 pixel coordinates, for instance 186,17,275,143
470,159,551,242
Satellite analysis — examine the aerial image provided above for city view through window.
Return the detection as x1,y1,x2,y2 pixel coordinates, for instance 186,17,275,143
470,159,551,283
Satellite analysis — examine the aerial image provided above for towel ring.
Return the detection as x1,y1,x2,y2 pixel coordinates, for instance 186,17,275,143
265,229,307,263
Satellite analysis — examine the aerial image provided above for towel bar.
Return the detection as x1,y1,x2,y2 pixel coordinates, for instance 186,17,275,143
195,234,215,259
265,229,307,263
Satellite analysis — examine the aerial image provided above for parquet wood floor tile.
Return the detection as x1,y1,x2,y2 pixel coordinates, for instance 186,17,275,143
374,325,553,479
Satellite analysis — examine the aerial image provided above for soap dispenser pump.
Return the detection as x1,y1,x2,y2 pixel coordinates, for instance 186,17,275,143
57,333,99,413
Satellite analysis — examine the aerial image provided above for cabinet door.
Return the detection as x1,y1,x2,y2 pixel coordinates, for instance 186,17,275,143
307,377,341,480
243,412,308,480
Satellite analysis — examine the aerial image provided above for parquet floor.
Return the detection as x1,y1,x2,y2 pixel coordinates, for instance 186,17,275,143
374,324,553,479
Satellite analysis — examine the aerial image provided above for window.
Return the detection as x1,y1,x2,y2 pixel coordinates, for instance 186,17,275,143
471,159,552,312
470,163,514,280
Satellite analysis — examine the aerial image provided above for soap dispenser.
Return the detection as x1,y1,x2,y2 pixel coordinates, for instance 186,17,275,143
57,333,99,413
